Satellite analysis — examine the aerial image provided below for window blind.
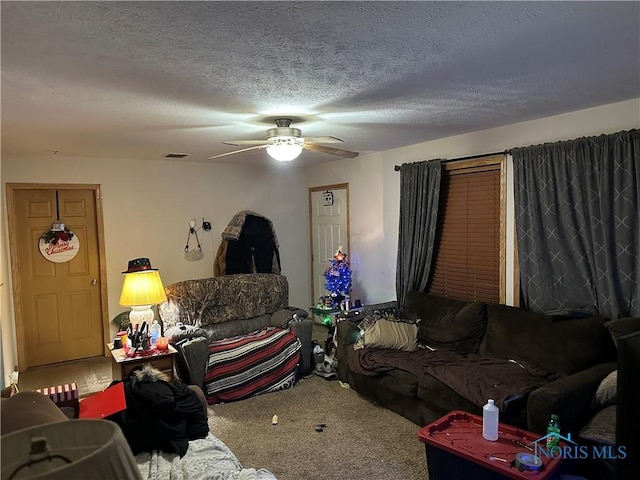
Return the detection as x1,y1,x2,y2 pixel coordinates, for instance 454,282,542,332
428,164,502,304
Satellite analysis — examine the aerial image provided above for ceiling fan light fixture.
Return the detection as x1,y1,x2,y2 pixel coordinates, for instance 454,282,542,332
266,137,303,162
210,118,359,161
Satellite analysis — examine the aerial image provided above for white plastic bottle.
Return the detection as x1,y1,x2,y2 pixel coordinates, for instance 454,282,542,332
482,399,499,441
150,320,161,347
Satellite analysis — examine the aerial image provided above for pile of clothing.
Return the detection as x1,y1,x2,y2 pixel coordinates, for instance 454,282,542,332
107,365,209,456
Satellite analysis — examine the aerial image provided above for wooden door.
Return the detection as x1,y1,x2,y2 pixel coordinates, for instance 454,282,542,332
9,186,106,368
309,185,350,308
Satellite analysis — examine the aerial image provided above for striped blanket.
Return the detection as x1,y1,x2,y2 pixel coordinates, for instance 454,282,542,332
204,327,301,404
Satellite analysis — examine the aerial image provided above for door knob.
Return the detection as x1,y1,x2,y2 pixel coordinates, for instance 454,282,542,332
91,278,97,285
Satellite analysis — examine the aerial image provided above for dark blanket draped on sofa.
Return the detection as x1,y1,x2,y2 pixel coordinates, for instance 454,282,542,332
347,348,559,411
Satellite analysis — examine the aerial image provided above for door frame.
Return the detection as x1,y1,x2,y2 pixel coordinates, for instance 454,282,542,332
308,183,350,306
6,183,110,369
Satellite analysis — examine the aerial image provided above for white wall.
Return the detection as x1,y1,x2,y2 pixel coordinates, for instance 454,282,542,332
1,156,309,377
305,98,640,305
2,98,638,382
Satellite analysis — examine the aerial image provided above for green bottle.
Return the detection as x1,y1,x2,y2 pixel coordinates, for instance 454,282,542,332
546,414,560,448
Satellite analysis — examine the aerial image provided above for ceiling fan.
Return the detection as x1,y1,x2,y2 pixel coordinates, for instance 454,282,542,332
208,118,359,162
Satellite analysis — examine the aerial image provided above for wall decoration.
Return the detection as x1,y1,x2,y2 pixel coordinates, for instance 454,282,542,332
322,191,334,206
184,219,204,261
39,222,79,263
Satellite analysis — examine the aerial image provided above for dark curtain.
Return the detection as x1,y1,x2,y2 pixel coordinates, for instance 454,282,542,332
512,130,639,318
396,159,441,310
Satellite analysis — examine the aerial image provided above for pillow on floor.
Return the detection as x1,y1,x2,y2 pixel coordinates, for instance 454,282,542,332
354,318,418,352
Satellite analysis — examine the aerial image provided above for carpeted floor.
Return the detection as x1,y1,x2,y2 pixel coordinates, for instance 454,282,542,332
15,324,429,479
208,374,429,480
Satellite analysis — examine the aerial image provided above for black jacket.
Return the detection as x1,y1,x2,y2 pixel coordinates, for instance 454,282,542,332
225,214,281,274
107,376,209,456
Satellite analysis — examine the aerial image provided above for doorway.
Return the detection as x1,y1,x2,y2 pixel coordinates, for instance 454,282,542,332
6,184,109,370
308,184,350,309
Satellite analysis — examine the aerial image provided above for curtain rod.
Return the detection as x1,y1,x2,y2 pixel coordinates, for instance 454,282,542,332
393,149,511,171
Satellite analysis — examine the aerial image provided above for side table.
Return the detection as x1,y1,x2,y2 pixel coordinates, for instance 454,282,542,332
108,344,178,382
310,306,364,351
310,306,364,327
417,410,563,480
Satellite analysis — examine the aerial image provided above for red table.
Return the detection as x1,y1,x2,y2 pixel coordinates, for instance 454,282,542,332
417,411,563,480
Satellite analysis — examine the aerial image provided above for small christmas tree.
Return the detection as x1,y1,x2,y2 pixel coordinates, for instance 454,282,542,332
324,247,352,303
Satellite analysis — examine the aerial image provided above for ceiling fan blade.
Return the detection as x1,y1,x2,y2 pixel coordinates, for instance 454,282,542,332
304,143,359,158
222,140,271,146
302,136,344,144
208,144,268,159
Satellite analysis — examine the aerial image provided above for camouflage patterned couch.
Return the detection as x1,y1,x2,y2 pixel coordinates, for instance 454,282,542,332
158,273,312,393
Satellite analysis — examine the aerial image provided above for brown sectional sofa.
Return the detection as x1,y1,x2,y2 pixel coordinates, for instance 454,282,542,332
336,290,618,436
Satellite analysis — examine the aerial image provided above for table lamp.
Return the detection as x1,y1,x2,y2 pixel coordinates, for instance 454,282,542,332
118,258,167,326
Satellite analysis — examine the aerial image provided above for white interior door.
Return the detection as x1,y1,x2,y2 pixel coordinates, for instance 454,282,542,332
309,186,349,311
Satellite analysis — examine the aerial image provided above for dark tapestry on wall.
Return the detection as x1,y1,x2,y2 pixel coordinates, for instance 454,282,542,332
512,129,639,319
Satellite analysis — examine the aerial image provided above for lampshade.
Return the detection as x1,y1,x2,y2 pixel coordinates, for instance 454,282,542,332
119,269,166,327
266,137,303,162
119,270,167,307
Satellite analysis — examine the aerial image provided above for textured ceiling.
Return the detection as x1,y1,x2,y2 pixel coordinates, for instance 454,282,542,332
2,1,639,167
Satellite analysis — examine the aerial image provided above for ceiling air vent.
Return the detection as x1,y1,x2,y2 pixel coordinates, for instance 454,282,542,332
163,153,189,159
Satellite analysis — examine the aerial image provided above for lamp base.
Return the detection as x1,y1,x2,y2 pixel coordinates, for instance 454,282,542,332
128,305,154,326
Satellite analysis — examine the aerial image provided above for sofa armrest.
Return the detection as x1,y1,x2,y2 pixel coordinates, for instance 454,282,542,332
336,320,360,353
173,336,210,391
527,362,617,435
364,300,398,317
268,307,312,374
287,318,313,374
336,320,361,382
269,307,309,329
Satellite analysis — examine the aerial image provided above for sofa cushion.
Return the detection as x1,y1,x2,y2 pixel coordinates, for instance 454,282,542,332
481,304,615,375
416,373,481,414
379,368,420,398
403,290,487,353
354,318,418,352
